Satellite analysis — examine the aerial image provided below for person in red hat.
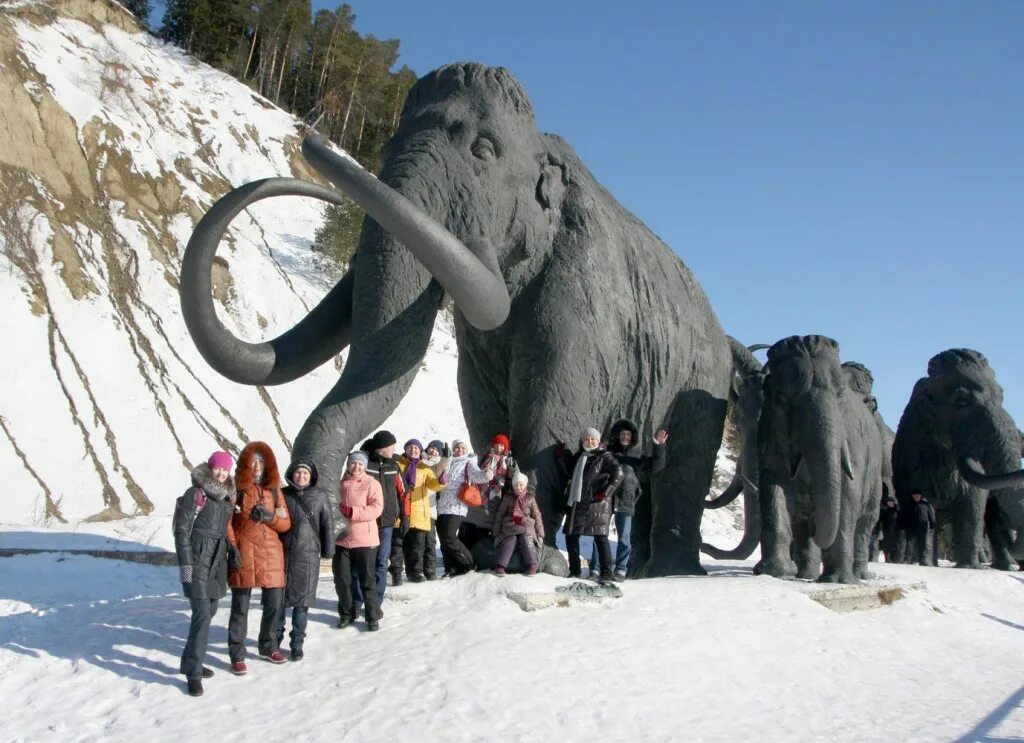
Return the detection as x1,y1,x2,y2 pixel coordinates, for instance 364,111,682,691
459,433,518,551
173,450,236,697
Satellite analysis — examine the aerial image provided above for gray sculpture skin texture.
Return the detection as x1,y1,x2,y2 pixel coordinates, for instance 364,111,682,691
892,349,1024,569
180,63,738,577
842,362,895,502
755,336,883,583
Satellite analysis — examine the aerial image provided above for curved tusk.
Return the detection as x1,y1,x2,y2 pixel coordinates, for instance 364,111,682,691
705,474,743,509
181,177,356,385
841,440,854,480
302,134,510,331
957,457,1024,491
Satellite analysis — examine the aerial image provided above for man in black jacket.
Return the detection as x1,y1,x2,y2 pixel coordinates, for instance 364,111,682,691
588,419,668,581
353,430,403,618
874,495,902,563
905,489,936,566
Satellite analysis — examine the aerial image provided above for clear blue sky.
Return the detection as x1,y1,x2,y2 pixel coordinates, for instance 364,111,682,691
321,1,1024,429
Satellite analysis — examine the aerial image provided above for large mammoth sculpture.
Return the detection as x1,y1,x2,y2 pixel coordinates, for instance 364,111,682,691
755,336,883,583
180,62,749,577
892,349,1024,569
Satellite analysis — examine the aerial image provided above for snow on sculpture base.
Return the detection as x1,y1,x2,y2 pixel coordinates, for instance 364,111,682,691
797,580,925,613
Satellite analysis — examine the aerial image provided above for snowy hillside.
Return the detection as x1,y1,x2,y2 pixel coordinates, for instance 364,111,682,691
0,0,469,530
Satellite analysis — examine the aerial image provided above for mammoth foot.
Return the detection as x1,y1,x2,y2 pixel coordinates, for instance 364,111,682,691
817,571,861,585
853,562,876,580
796,568,819,581
954,561,986,570
989,559,1017,572
757,556,798,580
639,558,708,578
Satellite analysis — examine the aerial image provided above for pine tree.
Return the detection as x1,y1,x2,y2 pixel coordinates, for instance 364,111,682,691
119,0,151,24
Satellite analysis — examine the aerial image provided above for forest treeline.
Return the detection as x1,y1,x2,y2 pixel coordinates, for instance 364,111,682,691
126,0,417,269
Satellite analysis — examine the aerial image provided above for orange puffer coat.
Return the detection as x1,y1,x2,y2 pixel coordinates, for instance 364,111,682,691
229,442,292,589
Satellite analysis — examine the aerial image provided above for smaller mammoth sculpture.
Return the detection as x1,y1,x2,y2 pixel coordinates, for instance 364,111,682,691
755,336,883,583
893,349,1024,569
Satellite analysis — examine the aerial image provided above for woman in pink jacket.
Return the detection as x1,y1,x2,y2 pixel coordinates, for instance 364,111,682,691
333,451,384,631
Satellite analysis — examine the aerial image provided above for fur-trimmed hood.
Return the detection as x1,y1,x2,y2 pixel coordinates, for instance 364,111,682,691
235,441,281,491
607,418,641,456
284,460,320,490
190,463,235,501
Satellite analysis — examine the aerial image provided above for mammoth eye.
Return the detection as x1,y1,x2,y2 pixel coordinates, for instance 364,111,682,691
471,136,497,161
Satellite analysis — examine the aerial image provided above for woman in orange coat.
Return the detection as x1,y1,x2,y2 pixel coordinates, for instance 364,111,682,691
228,441,291,674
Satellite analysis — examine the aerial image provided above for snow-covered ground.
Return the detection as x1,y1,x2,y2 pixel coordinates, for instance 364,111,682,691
1,551,1022,742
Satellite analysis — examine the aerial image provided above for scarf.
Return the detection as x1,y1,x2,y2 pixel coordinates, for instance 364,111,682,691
404,458,420,489
512,491,527,525
568,449,597,506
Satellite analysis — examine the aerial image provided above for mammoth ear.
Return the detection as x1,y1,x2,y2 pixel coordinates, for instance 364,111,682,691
536,154,567,211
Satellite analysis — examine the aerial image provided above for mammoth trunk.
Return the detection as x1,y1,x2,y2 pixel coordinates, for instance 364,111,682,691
292,205,444,498
796,395,844,550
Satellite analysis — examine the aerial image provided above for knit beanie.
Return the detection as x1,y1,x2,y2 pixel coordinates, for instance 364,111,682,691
371,430,397,449
347,451,369,468
426,439,445,454
452,439,469,451
404,439,424,452
207,451,233,471
512,472,529,489
491,433,511,450
290,460,314,476
582,427,601,441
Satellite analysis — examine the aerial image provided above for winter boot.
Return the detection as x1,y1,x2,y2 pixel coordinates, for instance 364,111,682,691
231,662,248,676
367,619,380,632
494,566,507,576
290,648,304,662
526,564,538,576
391,572,404,587
337,616,353,629
408,572,425,583
187,678,204,697
201,667,215,679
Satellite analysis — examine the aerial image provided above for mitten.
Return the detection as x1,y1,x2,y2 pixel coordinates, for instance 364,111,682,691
442,443,451,458
227,543,241,570
593,491,606,502
250,503,271,523
341,505,353,519
179,564,193,584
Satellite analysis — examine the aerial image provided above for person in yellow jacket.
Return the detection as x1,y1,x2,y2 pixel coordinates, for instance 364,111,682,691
397,439,446,582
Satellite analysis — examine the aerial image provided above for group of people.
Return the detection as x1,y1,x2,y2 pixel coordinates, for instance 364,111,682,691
873,490,937,565
172,418,669,697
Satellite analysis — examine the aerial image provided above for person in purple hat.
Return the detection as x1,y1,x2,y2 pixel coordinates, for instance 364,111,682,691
397,439,446,582
173,450,236,697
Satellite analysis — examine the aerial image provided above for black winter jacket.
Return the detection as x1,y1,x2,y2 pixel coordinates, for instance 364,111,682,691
559,445,625,537
281,462,335,608
173,464,235,600
362,443,403,529
605,419,666,515
875,501,901,549
905,498,936,536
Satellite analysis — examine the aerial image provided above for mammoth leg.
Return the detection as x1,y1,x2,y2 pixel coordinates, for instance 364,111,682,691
643,389,728,577
792,509,821,581
756,481,797,578
951,490,986,568
984,497,1015,571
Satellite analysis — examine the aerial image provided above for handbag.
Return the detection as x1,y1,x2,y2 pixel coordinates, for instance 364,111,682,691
457,464,483,508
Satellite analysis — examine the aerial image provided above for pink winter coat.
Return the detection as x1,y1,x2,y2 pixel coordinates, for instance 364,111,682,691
337,473,384,549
